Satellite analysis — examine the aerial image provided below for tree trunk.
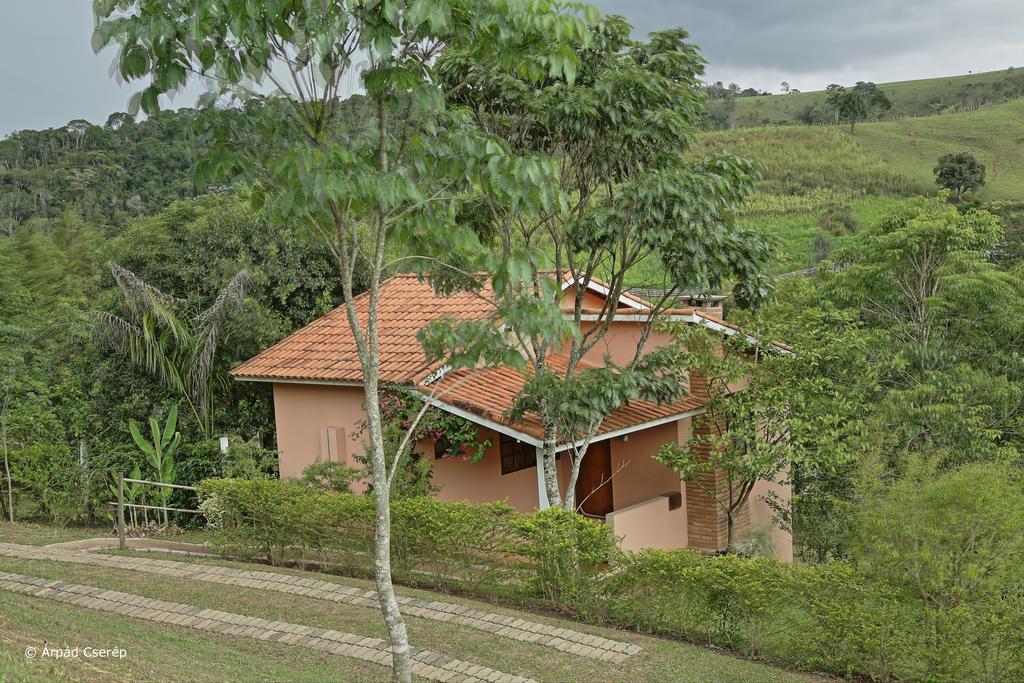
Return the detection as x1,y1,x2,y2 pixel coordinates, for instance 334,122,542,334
1,402,13,523
542,421,562,507
726,511,734,551
364,372,412,682
361,95,412,683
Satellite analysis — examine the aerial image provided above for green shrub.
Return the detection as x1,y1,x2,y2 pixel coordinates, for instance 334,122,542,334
853,462,1024,681
10,444,89,523
819,205,860,235
588,549,963,680
507,506,615,604
196,476,1022,680
197,478,613,601
300,460,359,493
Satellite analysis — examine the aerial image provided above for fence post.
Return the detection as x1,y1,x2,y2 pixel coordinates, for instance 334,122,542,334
117,473,126,551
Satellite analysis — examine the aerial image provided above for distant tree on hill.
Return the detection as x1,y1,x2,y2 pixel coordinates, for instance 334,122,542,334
825,82,892,131
934,152,986,201
854,81,893,115
825,85,868,131
796,104,830,125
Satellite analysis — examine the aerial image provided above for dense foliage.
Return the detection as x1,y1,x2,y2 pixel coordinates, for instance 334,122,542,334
934,151,987,200
200,475,1024,680
0,137,343,522
0,110,200,231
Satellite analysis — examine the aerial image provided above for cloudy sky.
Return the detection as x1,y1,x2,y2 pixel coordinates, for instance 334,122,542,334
2,1,1021,135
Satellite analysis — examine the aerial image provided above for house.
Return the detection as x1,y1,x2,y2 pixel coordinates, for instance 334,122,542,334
230,273,792,560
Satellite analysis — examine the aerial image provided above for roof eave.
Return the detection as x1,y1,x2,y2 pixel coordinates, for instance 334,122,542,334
230,375,366,387
419,391,706,452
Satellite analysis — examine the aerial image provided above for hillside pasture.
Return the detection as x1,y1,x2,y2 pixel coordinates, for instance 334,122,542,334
852,99,1024,201
698,126,923,197
730,67,1024,125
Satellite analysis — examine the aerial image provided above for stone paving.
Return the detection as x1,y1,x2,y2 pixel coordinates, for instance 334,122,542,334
0,543,640,663
0,568,534,683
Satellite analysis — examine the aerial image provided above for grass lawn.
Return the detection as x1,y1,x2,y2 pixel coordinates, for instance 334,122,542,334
0,521,214,547
0,591,387,682
0,550,822,682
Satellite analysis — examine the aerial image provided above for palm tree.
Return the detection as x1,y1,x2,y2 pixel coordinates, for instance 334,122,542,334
98,264,249,438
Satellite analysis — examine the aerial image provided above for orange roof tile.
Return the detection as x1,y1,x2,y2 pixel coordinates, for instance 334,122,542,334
423,361,704,441
230,275,494,383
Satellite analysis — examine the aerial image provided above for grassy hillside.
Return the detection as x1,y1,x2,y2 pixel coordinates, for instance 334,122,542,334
694,99,1024,275
698,126,925,197
704,99,1024,202
854,99,1024,201
728,67,1024,126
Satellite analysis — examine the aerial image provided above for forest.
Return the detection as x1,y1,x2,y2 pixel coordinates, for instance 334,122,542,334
0,108,356,521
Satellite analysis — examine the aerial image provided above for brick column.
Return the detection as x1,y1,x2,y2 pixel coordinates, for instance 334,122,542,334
683,369,749,553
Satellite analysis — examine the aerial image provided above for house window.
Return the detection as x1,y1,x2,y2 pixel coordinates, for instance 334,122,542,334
500,434,535,475
434,437,452,459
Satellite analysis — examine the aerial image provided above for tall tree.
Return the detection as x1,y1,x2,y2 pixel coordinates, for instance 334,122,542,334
94,1,593,678
430,19,771,510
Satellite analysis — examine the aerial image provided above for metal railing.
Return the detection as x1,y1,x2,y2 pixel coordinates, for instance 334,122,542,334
111,474,201,550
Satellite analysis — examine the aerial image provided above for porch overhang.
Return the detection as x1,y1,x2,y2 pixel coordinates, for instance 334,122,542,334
419,393,705,453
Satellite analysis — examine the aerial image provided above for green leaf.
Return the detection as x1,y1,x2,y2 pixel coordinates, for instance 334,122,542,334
128,420,154,457
140,86,160,116
162,405,178,447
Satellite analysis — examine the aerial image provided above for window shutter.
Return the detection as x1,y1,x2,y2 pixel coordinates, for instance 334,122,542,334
319,427,347,462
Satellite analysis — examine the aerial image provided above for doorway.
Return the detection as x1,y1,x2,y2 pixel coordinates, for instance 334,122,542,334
574,439,614,518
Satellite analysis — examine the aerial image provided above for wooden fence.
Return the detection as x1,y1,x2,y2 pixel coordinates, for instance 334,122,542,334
111,475,202,550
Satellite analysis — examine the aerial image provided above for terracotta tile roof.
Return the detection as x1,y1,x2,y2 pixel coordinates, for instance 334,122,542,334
230,275,494,383
424,360,705,441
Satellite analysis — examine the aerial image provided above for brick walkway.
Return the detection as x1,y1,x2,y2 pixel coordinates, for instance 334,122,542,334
0,569,533,683
0,543,640,663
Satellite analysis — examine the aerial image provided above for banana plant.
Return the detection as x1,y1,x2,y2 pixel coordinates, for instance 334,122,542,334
128,406,180,526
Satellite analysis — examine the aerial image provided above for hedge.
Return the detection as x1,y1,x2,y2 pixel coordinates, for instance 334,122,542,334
197,478,615,603
197,478,1024,681
587,549,1024,681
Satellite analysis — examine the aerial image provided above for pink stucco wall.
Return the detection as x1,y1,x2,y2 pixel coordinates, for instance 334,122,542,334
609,421,686,508
426,428,572,512
572,320,675,367
750,469,794,561
272,383,366,479
607,494,687,552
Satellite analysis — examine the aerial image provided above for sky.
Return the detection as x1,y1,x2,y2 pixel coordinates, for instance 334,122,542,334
2,1,1022,135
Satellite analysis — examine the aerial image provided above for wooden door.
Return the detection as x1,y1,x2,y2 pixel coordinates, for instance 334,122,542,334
575,440,613,518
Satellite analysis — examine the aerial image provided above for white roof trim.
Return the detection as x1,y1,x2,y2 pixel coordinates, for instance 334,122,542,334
574,313,684,322
418,395,545,448
688,314,795,356
422,392,704,452
418,364,452,386
561,277,647,311
232,376,364,387
554,406,705,452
